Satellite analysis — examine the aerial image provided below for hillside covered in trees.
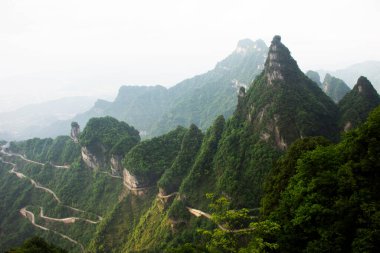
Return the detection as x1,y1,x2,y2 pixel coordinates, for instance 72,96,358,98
1,36,379,253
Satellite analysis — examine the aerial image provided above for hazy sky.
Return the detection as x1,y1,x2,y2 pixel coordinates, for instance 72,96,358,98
1,0,380,112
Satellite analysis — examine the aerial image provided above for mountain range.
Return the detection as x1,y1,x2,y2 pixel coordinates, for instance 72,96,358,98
0,35,380,253
31,39,268,140
4,43,380,142
0,97,96,141
318,61,380,92
306,71,351,103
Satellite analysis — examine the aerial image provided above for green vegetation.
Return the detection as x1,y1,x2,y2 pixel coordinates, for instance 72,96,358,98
306,70,322,87
199,195,280,253
261,137,332,216
241,61,339,145
212,117,281,207
68,39,268,138
2,36,380,253
80,116,140,157
5,236,67,253
152,40,267,137
263,105,380,252
88,190,157,253
339,76,380,130
9,136,81,164
0,138,123,252
123,126,187,185
158,124,204,194
178,115,225,208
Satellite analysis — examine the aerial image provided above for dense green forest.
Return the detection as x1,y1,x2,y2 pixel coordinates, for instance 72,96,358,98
1,36,380,253
263,105,380,252
5,237,67,253
80,116,140,158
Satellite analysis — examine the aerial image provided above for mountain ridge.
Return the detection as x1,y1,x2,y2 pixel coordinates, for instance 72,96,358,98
25,38,268,140
1,35,379,253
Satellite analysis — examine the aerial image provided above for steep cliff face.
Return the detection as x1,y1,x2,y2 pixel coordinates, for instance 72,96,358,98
110,155,123,176
122,127,187,188
70,122,80,143
79,116,140,173
123,168,145,190
81,146,106,170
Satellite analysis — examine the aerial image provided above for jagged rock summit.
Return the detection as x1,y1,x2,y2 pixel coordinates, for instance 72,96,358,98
235,38,266,54
239,35,339,149
264,35,300,85
355,76,379,97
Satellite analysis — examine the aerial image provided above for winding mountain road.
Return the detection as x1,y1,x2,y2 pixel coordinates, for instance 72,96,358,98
186,206,256,233
0,146,103,252
1,147,70,169
20,207,85,252
157,192,179,199
1,158,103,219
39,207,101,224
100,171,123,179
155,189,256,233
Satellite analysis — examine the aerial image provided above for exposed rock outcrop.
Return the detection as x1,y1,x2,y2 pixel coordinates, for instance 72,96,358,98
110,155,123,176
265,35,286,84
239,35,339,149
81,147,105,170
70,122,80,143
123,169,149,195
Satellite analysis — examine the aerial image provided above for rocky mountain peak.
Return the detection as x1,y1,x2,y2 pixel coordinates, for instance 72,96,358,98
272,35,281,43
355,76,378,97
338,76,380,131
70,121,80,143
236,38,255,49
235,38,267,54
238,35,339,149
264,35,299,85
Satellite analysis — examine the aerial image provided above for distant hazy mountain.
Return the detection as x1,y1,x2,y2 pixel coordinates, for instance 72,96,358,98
0,96,96,140
305,70,322,86
151,38,268,136
321,74,351,103
38,38,268,139
306,71,350,103
318,61,380,92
